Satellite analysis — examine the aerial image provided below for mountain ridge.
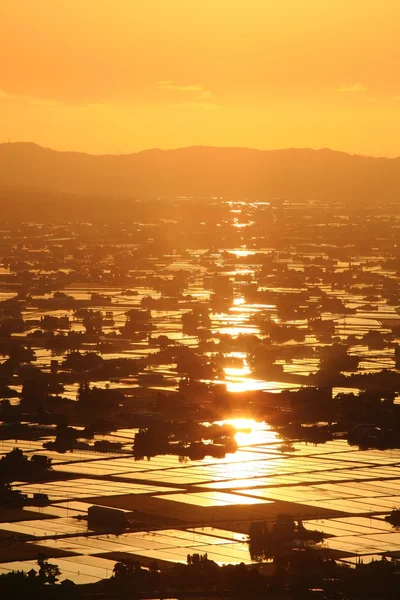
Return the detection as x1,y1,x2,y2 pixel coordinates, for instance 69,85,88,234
0,141,393,158
0,142,399,201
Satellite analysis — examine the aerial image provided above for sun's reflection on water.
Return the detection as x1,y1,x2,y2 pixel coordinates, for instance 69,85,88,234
205,419,284,482
223,365,252,378
216,418,281,447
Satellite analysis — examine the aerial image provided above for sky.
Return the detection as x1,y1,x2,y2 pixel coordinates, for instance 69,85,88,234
1,0,400,156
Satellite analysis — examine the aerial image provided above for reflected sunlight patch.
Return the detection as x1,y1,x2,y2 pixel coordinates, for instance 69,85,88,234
157,491,271,507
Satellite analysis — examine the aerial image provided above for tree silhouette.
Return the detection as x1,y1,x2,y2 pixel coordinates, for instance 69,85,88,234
37,554,61,584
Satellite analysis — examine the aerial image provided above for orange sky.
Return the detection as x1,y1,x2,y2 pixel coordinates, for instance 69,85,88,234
1,0,400,155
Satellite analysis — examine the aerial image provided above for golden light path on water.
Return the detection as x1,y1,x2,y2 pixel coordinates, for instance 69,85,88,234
222,364,267,393
219,363,300,393
216,418,281,447
209,294,303,391
210,418,284,482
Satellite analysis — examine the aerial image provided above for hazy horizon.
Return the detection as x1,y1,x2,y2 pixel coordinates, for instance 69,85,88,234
1,140,398,160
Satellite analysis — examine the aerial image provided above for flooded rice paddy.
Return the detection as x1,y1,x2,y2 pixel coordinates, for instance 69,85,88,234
2,422,400,580
0,198,400,582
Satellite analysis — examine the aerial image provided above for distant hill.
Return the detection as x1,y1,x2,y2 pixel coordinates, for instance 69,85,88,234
0,142,399,202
